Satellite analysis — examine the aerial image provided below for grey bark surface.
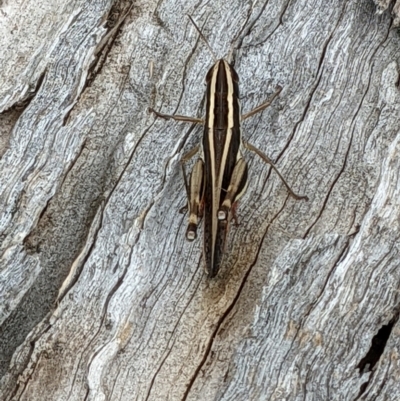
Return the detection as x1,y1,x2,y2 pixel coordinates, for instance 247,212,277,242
1,0,400,400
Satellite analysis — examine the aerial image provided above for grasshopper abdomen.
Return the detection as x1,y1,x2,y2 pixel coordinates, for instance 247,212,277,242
202,59,247,276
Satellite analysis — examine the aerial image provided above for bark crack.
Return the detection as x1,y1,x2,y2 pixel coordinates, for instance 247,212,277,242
274,73,322,169
272,235,350,393
12,322,53,401
274,0,345,166
229,0,264,60
299,236,351,327
22,137,88,254
355,311,400,400
316,1,347,77
62,3,133,126
303,14,392,238
143,262,203,401
0,69,47,116
180,197,288,401
303,68,374,237
244,0,292,49
0,69,47,160
54,120,156,305
173,20,204,116
55,203,104,305
82,256,131,401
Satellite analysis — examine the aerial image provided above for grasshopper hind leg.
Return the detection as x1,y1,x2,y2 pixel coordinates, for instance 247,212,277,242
218,158,248,221
243,141,308,201
185,158,205,241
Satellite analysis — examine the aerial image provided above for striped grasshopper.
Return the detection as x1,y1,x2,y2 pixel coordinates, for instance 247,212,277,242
150,17,308,277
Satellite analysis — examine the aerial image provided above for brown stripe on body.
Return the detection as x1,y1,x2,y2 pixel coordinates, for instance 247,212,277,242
202,59,243,276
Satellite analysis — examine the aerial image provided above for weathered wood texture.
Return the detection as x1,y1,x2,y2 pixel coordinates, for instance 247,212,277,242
1,0,400,400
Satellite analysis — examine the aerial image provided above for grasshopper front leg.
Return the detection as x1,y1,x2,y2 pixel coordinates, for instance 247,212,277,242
241,85,282,121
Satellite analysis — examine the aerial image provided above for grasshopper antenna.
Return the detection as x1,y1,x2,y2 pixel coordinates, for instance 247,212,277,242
226,40,236,65
187,15,217,63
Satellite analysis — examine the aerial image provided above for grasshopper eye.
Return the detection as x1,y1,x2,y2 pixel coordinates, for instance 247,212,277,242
205,64,216,83
229,65,239,82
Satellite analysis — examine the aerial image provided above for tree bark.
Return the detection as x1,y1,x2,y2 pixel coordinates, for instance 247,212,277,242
1,0,400,400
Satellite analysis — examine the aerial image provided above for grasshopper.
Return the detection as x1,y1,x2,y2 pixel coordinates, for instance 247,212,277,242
150,17,308,277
